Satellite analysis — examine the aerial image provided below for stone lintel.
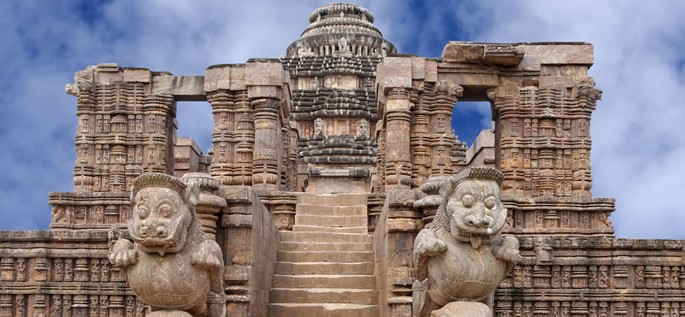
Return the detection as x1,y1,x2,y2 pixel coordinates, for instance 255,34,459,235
436,69,500,90
442,42,593,67
152,75,206,101
205,64,246,92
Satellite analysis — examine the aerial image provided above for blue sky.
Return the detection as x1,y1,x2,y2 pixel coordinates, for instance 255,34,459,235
1,1,684,239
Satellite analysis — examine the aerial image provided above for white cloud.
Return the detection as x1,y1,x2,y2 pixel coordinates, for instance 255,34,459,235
1,1,683,240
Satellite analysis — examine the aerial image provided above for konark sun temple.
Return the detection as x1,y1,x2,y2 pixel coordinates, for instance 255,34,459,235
2,3,684,317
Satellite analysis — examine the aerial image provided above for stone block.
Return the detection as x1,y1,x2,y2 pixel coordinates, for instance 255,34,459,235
425,59,438,82
483,44,525,65
152,75,205,100
222,214,254,228
378,57,412,88
95,70,123,85
123,68,151,83
219,186,254,203
442,42,484,63
247,85,280,99
225,265,251,283
385,190,416,207
245,61,285,86
385,98,411,113
539,75,576,88
387,218,422,232
204,64,246,92
521,43,594,65
96,63,119,72
411,56,426,80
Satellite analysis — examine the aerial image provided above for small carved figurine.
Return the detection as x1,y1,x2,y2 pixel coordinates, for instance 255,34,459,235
109,173,225,317
413,167,522,317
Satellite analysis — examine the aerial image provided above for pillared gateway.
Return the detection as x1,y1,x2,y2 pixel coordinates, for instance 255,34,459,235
1,3,683,317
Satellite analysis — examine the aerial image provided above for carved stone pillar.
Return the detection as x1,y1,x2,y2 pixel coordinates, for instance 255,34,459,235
142,94,175,175
206,88,253,186
251,98,281,191
487,85,524,196
67,65,172,192
384,87,412,190
429,81,462,177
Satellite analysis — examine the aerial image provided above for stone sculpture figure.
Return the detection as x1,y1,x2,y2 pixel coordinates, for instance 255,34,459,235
313,117,324,137
413,167,522,317
108,173,225,317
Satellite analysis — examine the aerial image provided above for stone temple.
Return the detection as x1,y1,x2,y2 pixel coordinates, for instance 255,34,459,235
1,3,684,316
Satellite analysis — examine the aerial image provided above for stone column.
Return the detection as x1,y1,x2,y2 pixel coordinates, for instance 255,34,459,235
384,87,412,190
67,65,173,192
245,59,291,192
205,64,253,187
68,67,97,192
251,98,281,191
487,85,524,196
429,81,462,176
377,56,420,190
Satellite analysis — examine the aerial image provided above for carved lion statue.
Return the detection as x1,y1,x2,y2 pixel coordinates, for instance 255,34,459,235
413,167,522,317
109,173,225,317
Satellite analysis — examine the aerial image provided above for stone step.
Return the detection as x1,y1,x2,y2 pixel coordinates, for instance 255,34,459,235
268,303,379,317
272,274,376,289
296,204,366,216
279,241,373,252
292,225,368,234
298,193,367,206
269,288,378,305
278,251,374,263
279,231,372,243
275,262,375,275
295,214,367,227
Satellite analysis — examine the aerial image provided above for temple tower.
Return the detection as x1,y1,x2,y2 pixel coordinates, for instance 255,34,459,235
281,3,397,194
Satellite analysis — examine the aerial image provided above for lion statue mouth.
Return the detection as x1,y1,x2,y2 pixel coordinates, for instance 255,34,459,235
454,231,495,249
131,234,185,256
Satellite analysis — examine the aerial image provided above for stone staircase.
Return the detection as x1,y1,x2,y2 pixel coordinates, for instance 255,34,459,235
268,193,378,317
